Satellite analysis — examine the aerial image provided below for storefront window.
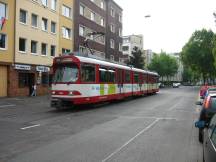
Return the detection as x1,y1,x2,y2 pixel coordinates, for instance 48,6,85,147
18,73,29,87
42,73,49,85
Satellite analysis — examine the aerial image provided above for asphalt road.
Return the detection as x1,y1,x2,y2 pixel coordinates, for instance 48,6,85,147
0,86,203,162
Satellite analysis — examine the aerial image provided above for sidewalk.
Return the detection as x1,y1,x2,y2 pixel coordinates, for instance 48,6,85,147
0,95,51,107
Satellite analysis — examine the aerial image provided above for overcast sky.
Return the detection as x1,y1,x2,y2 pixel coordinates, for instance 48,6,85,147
115,0,216,53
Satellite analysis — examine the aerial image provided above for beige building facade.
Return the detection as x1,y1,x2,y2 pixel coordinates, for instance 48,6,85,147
59,0,74,54
9,0,61,96
0,0,15,97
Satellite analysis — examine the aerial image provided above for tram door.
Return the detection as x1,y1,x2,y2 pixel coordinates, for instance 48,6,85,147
117,69,124,95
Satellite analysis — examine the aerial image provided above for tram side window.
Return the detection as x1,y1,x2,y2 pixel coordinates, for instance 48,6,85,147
99,67,108,82
134,73,139,83
108,69,115,83
125,71,131,83
81,64,95,82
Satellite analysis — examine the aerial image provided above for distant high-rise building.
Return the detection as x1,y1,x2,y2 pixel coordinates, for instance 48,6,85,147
144,49,153,67
122,34,143,62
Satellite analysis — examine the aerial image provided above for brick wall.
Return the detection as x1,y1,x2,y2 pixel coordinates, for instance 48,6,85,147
8,66,50,97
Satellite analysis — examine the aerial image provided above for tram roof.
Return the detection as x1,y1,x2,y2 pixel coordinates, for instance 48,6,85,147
76,56,158,76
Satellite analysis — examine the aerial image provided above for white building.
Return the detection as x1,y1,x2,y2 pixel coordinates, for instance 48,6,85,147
122,34,143,61
144,49,153,67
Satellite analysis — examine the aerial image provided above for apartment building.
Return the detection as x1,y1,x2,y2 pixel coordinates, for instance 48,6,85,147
122,34,143,62
74,0,106,59
8,0,60,96
59,0,74,55
105,0,123,62
74,0,123,62
0,0,15,97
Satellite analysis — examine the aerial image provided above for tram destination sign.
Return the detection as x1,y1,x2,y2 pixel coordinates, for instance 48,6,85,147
14,64,31,70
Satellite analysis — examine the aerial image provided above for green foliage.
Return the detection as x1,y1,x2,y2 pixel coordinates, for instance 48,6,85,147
127,46,145,69
182,66,199,83
181,29,216,83
148,52,178,80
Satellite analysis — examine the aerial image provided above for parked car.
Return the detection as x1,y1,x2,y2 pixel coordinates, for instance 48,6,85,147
195,114,216,162
172,82,180,88
158,82,165,88
205,88,216,98
199,85,216,99
196,93,216,142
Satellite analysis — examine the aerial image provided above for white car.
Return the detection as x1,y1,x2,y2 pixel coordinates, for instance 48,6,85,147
173,83,180,88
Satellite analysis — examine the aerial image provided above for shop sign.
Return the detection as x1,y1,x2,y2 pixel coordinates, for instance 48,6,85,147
36,66,50,72
14,64,31,70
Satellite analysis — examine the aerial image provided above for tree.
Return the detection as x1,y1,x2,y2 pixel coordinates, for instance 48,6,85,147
181,29,216,83
148,52,178,81
182,66,199,84
127,46,145,69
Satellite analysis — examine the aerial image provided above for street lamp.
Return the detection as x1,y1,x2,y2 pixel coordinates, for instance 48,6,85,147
213,12,216,24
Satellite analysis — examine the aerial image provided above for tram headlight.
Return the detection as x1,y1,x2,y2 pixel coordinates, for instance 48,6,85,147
52,91,56,95
69,91,73,95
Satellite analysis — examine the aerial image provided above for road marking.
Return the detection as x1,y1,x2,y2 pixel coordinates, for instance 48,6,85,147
0,104,16,108
21,124,40,130
102,119,160,162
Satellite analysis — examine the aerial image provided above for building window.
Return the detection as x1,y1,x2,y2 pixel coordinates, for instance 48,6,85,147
119,28,122,37
79,26,85,36
18,73,29,88
62,27,71,39
110,24,115,33
110,39,114,49
41,0,47,6
31,40,37,54
119,43,122,52
111,7,115,17
0,34,6,49
51,0,57,10
42,73,49,85
100,18,104,26
123,46,129,51
110,55,114,61
90,12,95,21
41,18,48,31
119,14,122,22
100,1,104,9
50,45,56,57
19,38,26,52
31,14,38,27
62,48,70,54
80,5,84,16
41,43,47,55
0,2,7,18
79,46,87,54
20,9,27,24
62,5,71,18
51,21,56,33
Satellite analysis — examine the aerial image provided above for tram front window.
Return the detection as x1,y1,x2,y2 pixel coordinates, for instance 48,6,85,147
53,64,79,83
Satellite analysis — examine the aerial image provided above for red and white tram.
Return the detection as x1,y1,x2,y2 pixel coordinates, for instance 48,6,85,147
51,54,159,109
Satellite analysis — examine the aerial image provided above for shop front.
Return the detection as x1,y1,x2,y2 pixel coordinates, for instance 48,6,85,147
8,64,51,97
